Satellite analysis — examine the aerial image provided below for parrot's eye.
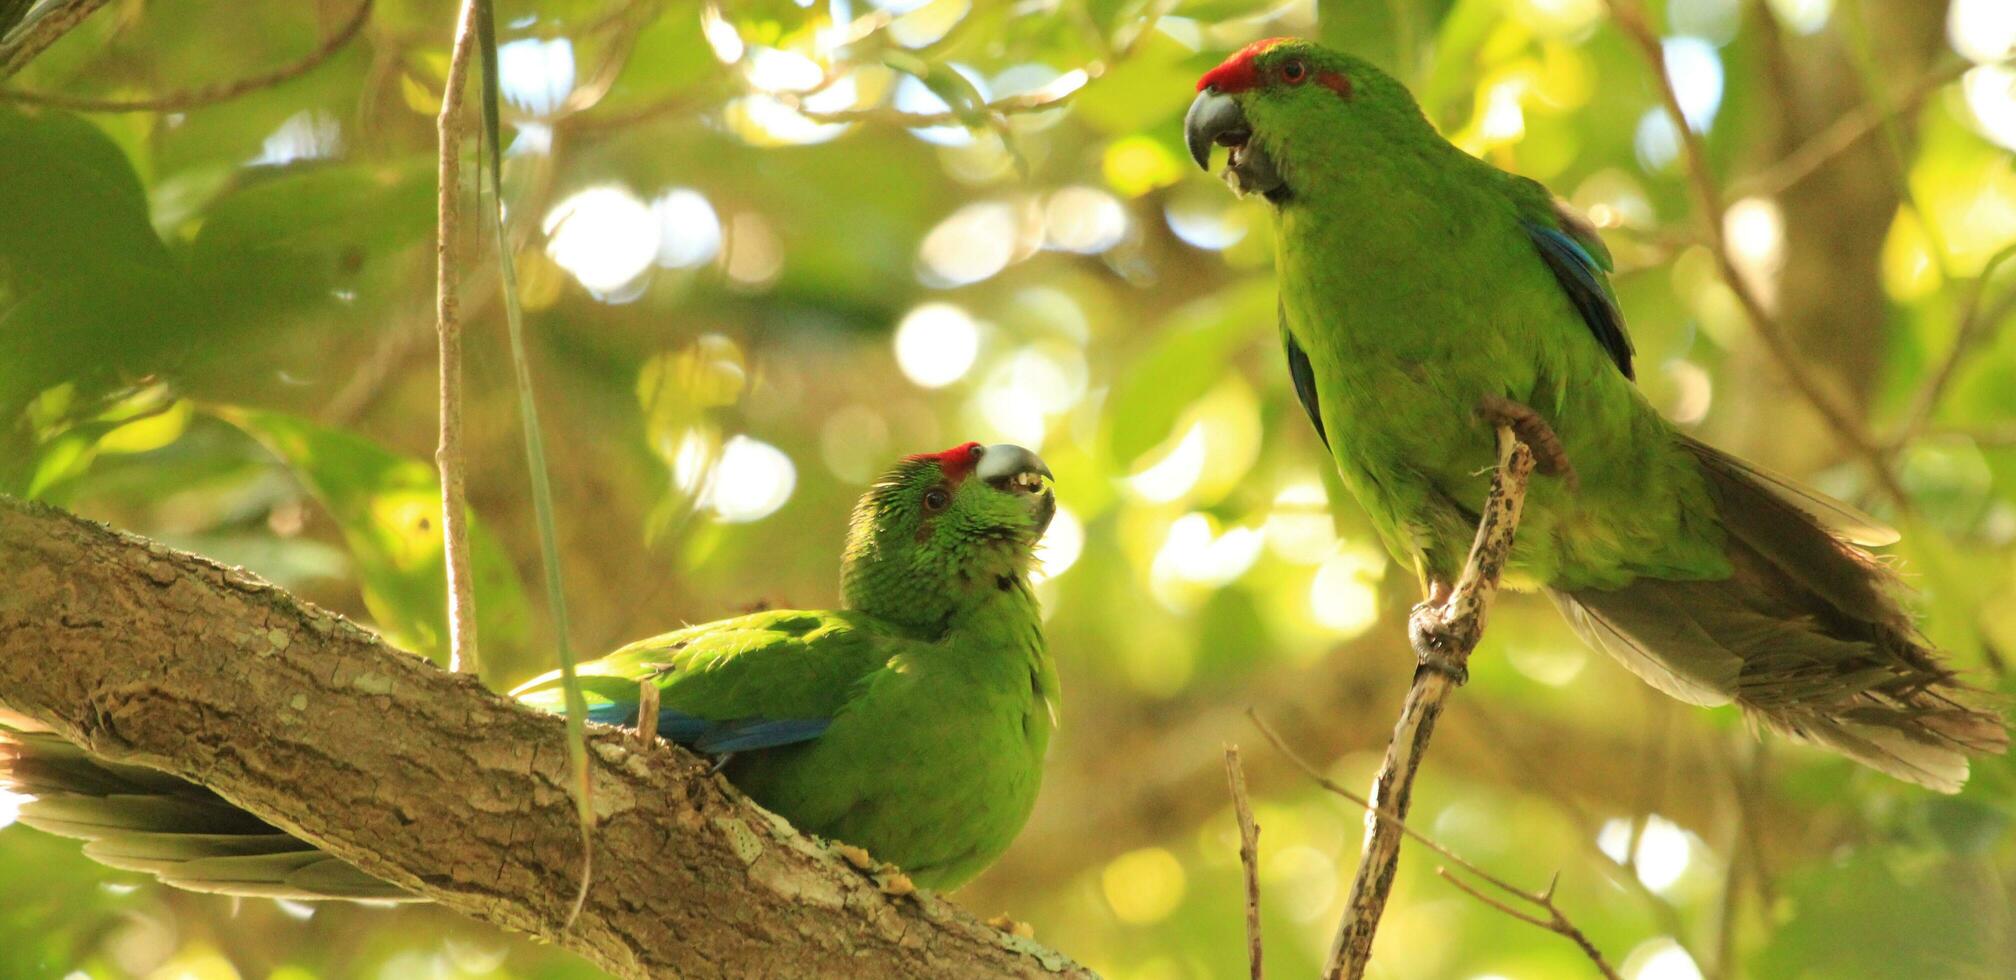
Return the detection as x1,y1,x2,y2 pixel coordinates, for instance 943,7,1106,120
969,445,985,459
922,487,951,512
1280,59,1307,84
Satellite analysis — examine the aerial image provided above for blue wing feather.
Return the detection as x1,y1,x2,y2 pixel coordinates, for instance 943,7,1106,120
1523,220,1635,380
1281,308,1328,450
588,701,829,754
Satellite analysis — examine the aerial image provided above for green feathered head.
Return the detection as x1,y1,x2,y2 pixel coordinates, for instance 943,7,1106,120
841,442,1054,635
1184,37,1434,202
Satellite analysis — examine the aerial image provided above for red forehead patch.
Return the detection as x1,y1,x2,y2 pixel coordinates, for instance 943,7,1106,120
905,441,984,482
1197,36,1295,93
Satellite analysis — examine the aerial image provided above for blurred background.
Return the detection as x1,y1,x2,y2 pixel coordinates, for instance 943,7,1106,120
3,0,2015,977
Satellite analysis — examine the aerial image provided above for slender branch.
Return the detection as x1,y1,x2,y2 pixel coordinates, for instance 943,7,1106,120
779,72,1097,126
634,678,659,747
1435,867,1556,930
1325,427,1536,980
0,0,372,111
435,0,482,676
1605,0,1907,506
0,0,110,78
1931,422,2016,448
1892,240,2016,447
1438,869,1622,980
1252,711,1619,980
1224,745,1263,980
1730,57,1974,202
0,497,1092,979
1462,702,1700,959
577,0,1172,133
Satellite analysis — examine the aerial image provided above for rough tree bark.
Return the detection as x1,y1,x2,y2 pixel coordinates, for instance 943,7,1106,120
0,496,1090,980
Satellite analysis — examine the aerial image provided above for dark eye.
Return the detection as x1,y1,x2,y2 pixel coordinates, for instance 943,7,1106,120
969,445,985,459
923,487,951,512
1281,59,1307,84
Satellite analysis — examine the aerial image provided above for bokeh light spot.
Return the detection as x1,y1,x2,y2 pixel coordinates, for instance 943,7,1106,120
654,189,723,269
919,201,1023,286
1033,505,1083,583
894,303,982,388
706,436,796,523
1661,37,1724,132
1310,549,1382,636
498,38,576,117
544,186,659,295
1100,847,1187,924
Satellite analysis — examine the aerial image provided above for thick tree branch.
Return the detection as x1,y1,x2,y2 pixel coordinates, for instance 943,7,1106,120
0,497,1090,980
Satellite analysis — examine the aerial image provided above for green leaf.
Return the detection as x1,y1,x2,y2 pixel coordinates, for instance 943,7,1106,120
1105,278,1275,465
213,407,531,666
0,110,201,451
187,162,434,323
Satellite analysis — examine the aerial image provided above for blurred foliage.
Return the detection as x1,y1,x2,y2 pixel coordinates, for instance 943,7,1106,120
3,0,2016,978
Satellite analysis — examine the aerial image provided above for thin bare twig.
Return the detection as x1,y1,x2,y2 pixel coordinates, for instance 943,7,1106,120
435,0,483,676
1325,427,1536,980
634,678,659,747
1437,870,1622,980
0,0,110,78
780,73,1096,126
1223,745,1263,980
0,0,373,110
1251,712,1620,980
1931,422,2016,448
1892,240,2016,447
1605,0,1908,507
1462,702,1702,962
1731,57,1975,202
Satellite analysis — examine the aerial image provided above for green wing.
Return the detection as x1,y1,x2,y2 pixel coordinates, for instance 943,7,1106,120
511,609,895,749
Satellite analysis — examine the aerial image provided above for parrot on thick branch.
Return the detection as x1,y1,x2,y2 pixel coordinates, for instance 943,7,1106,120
1184,38,2005,790
1,441,1060,895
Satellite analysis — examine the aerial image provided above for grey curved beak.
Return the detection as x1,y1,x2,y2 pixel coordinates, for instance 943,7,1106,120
1185,87,1285,198
1185,88,1246,171
976,444,1052,492
977,443,1054,536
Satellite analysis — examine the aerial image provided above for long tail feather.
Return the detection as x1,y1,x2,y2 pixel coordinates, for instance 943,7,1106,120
1,730,411,901
1557,438,2006,792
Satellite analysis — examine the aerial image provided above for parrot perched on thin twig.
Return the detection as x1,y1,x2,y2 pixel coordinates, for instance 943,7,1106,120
1184,37,2005,791
1,441,1060,894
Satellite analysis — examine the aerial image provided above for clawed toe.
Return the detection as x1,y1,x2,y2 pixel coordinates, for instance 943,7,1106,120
1408,601,1470,685
1477,395,1577,491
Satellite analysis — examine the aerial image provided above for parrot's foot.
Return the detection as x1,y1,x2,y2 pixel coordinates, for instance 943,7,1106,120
987,914,1037,939
1408,598,1471,685
1476,395,1577,491
833,843,920,898
835,843,878,870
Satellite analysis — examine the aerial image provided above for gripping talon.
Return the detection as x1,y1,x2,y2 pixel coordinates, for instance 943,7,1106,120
1408,599,1470,685
1477,394,1576,491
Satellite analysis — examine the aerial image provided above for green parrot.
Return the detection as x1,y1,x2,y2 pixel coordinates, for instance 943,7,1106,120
1,441,1060,894
1184,38,2005,790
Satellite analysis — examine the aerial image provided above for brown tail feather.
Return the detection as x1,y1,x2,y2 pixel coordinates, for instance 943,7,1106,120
2,730,410,901
1558,440,2006,793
